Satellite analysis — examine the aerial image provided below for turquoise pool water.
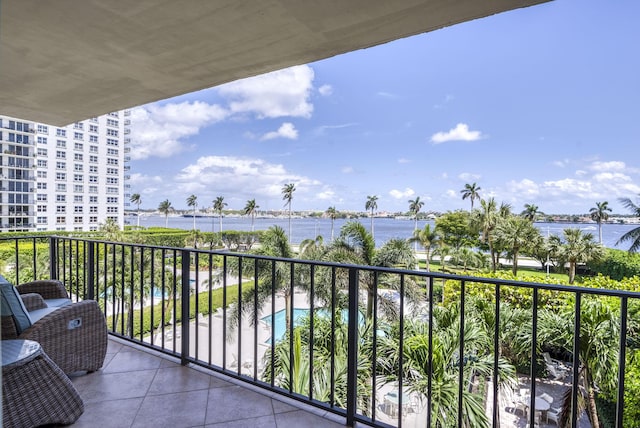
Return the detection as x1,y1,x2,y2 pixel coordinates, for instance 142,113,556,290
261,308,363,344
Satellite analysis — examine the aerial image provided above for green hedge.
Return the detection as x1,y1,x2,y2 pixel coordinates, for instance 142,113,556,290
105,281,255,337
590,248,640,280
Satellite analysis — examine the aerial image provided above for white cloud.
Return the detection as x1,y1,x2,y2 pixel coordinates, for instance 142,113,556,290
217,65,314,119
398,158,411,164
589,161,626,172
430,123,484,144
260,122,299,141
445,189,457,198
173,156,321,206
575,170,587,176
389,188,415,199
342,166,354,174
316,189,335,200
130,101,228,160
318,84,333,96
458,172,481,181
506,179,540,198
552,159,569,167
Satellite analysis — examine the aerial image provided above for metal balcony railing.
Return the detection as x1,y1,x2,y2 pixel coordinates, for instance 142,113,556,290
2,235,638,428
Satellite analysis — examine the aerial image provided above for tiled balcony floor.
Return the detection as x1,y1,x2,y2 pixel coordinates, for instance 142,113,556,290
67,337,347,428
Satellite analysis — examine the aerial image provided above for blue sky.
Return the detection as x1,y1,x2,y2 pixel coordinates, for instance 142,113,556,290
129,0,640,215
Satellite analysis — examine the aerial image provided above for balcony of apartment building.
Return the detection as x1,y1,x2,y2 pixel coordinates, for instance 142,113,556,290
1,235,636,428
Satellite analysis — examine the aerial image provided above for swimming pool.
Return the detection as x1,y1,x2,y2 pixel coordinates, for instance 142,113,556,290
261,308,363,344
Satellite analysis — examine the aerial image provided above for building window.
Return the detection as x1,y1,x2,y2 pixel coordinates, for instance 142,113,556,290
89,166,98,173
37,125,48,133
37,148,47,156
107,168,118,175
56,172,66,180
56,140,66,148
37,160,48,168
106,177,118,184
37,216,47,223
74,185,83,193
89,135,98,143
89,125,98,133
56,216,66,224
74,123,84,130
107,129,118,137
107,148,119,155
56,206,66,213
89,217,98,224
106,187,118,194
74,206,83,213
74,132,83,140
74,195,83,203
74,143,83,151
37,136,48,144
56,161,66,169
89,175,98,183
56,183,66,192
37,182,47,189
37,170,47,178
89,155,98,163
74,164,83,171
107,207,118,213
56,195,66,202
89,186,98,193
89,145,98,153
74,153,83,161
90,206,98,213
106,138,118,146
106,118,119,127
37,205,47,212
74,174,83,182
107,197,118,203
56,150,66,159
89,196,98,203
37,194,47,201
56,129,66,137
107,158,118,166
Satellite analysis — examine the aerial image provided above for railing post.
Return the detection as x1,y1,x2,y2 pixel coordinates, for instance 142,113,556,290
86,241,95,301
180,249,191,366
346,267,359,427
49,236,58,280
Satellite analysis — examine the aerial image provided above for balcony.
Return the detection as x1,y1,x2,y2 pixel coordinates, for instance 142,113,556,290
2,235,638,428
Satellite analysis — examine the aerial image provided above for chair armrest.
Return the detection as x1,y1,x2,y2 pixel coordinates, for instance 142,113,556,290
1,315,19,339
17,280,69,299
19,300,108,374
20,293,48,311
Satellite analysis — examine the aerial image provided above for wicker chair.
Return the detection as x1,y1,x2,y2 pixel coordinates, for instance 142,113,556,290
0,276,108,375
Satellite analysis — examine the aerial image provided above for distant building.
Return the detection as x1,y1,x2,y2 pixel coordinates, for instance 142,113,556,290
0,111,129,232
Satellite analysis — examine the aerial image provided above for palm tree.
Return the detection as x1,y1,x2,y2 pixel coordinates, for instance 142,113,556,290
617,195,640,252
282,183,296,243
408,224,440,271
461,182,481,210
325,206,338,241
493,215,541,275
365,195,378,239
244,198,259,231
130,193,142,228
408,197,424,253
520,203,542,222
589,201,611,245
213,196,227,234
537,300,619,428
157,199,172,227
549,228,604,284
99,217,122,242
475,198,499,271
186,194,198,230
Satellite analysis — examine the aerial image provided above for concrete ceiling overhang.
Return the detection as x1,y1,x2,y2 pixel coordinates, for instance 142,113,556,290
0,0,549,126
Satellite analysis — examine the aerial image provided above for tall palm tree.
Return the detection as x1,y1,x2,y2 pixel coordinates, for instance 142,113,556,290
538,300,619,428
157,199,172,228
617,195,640,252
590,201,611,245
520,203,542,222
365,195,378,239
408,197,424,253
325,206,338,241
130,193,142,228
282,183,296,243
213,196,227,233
408,224,440,271
244,198,259,231
493,215,541,275
461,182,481,210
475,197,499,271
548,228,604,284
186,194,198,230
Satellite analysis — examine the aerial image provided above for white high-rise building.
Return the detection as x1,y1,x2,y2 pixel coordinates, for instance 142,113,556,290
0,111,129,232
